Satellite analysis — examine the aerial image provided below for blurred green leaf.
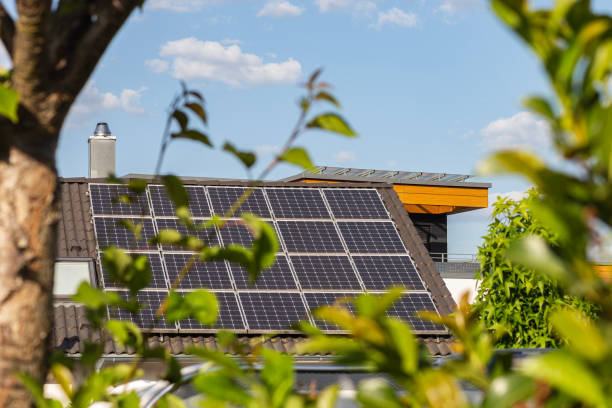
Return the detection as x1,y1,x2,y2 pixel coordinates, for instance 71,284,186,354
314,91,340,108
316,384,339,408
306,113,356,137
0,84,19,123
550,309,606,361
106,320,143,350
223,142,256,168
162,174,190,208
280,147,315,171
172,110,188,130
193,372,253,406
171,129,213,147
357,378,403,408
185,102,207,125
481,374,535,408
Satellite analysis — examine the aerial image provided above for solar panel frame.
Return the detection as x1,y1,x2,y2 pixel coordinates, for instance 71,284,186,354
239,292,309,332
266,188,331,219
338,221,407,254
323,189,389,220
149,185,212,217
176,291,247,332
303,292,358,332
352,255,426,291
291,255,362,290
98,252,168,289
277,221,345,253
230,255,298,290
93,217,158,251
90,184,151,216
208,187,272,218
163,253,233,290
107,290,177,332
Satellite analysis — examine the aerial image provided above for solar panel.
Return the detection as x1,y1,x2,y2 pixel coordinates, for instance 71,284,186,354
291,255,362,290
94,217,157,250
208,187,272,218
266,188,330,219
218,220,255,247
177,291,246,331
303,292,357,331
154,218,220,250
163,253,232,290
99,252,167,289
239,292,308,331
323,189,388,219
353,256,425,291
108,290,176,331
149,185,211,217
385,293,444,332
338,222,406,253
230,255,297,290
277,221,344,253
90,184,150,216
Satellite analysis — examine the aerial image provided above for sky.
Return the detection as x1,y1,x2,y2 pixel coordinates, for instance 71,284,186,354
10,0,610,255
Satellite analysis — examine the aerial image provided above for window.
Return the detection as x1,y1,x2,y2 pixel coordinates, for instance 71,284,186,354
54,260,93,297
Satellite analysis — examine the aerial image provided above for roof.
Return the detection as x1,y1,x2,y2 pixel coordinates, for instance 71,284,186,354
282,166,492,189
55,177,455,356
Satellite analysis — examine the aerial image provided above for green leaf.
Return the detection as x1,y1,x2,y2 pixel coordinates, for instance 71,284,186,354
165,291,190,322
315,91,341,108
73,282,120,309
162,174,189,208
385,319,418,374
550,309,606,361
185,290,218,326
185,346,243,376
505,235,569,283
481,374,535,408
357,378,403,408
521,351,606,406
106,320,144,349
19,372,63,408
306,113,356,137
172,110,188,130
192,372,253,406
241,214,279,281
115,392,140,408
316,384,339,408
127,178,148,194
102,249,151,293
0,84,18,123
523,96,556,121
223,142,256,168
156,394,187,408
261,349,294,406
171,129,213,147
185,102,207,125
152,229,184,245
280,147,315,171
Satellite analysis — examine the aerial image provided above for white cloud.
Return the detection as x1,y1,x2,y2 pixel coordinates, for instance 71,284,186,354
480,111,550,150
155,37,302,87
436,0,480,15
66,81,147,128
148,0,226,12
257,1,304,18
316,0,376,15
372,7,418,29
145,58,169,73
333,150,357,163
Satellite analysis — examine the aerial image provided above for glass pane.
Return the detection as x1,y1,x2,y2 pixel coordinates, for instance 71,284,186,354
54,261,91,296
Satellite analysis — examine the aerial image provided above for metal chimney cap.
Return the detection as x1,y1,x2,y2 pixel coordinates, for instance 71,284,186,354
94,122,111,137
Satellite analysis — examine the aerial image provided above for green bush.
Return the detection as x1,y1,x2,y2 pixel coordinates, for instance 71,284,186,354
474,190,598,348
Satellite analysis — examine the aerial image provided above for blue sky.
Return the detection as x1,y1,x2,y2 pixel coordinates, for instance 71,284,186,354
34,0,606,254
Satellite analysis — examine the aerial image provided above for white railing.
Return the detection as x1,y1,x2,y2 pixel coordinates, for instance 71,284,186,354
430,253,478,263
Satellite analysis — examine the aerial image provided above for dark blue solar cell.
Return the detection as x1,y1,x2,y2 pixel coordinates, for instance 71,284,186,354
266,188,330,219
323,189,388,219
208,187,272,218
338,222,406,253
90,184,150,216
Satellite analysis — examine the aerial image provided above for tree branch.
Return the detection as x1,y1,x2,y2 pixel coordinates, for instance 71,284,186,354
0,3,15,57
59,0,142,97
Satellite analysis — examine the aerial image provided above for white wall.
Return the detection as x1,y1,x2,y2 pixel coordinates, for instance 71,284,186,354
442,278,479,304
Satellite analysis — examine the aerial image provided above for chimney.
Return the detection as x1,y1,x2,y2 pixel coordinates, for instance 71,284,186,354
88,122,116,178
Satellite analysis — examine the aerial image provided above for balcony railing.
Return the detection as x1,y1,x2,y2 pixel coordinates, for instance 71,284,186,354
430,253,478,263
431,253,480,278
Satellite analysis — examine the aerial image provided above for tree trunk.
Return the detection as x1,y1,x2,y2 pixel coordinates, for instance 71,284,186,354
0,122,58,407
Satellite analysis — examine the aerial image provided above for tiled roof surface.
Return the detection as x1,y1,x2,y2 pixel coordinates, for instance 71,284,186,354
55,178,455,357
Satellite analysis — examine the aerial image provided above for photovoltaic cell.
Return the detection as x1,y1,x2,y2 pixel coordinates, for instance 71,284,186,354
90,184,150,216
338,222,406,253
208,187,271,218
303,292,357,331
323,189,388,219
291,255,361,290
154,218,220,250
108,290,176,331
266,188,330,219
149,185,211,217
218,220,254,247
239,292,308,331
385,293,444,332
99,252,167,289
353,256,425,291
278,221,344,253
177,291,246,331
163,253,232,289
230,255,297,290
94,217,157,250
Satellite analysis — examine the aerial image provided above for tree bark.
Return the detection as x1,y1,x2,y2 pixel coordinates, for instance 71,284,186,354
0,120,58,407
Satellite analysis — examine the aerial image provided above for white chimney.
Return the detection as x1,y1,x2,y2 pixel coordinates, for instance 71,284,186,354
88,122,116,178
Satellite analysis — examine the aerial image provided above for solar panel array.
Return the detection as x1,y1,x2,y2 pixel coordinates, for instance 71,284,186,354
90,184,443,334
